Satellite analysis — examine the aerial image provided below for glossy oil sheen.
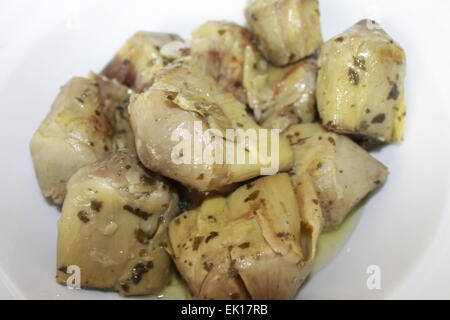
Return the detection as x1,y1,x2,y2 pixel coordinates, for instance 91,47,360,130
312,208,361,274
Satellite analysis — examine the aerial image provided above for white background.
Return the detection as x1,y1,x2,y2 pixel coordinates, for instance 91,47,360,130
0,0,449,299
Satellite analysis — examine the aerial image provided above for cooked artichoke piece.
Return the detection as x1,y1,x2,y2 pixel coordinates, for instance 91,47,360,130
30,77,113,204
286,123,389,229
56,151,179,296
129,59,294,191
245,0,323,66
167,173,323,300
317,19,406,143
102,32,183,93
190,21,255,103
243,47,317,131
88,72,135,152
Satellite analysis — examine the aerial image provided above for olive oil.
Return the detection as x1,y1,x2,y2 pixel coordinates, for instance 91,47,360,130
151,270,191,300
312,208,361,274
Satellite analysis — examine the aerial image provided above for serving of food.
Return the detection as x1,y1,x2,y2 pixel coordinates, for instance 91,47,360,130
28,0,408,300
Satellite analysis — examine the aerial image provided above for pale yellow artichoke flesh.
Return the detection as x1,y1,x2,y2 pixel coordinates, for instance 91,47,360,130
129,59,294,191
56,151,179,296
190,21,255,103
30,77,114,204
102,32,183,92
286,123,389,229
243,46,317,131
317,19,406,143
245,0,323,66
167,173,323,300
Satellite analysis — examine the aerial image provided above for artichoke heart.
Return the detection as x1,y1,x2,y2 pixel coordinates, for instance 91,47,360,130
190,21,255,104
102,32,184,93
286,123,389,229
245,0,323,66
243,46,317,131
129,59,293,191
167,173,323,300
30,77,114,204
56,151,179,296
317,19,407,143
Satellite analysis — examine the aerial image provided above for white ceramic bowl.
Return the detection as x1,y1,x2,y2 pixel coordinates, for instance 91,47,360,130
0,0,449,299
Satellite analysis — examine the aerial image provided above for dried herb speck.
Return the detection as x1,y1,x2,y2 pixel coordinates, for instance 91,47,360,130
123,205,152,220
238,242,250,249
348,68,360,85
205,232,219,243
244,190,260,203
77,211,90,223
75,97,84,104
388,83,399,100
276,232,288,239
90,200,102,212
193,236,204,251
135,228,149,245
372,113,386,124
131,262,153,285
58,266,68,274
203,262,214,272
